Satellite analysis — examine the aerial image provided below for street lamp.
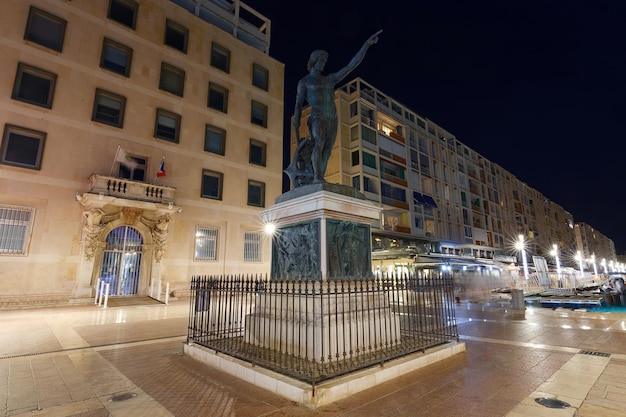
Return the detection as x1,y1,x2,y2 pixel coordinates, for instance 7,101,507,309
515,234,529,280
264,222,276,236
590,254,598,277
550,244,561,276
575,251,584,277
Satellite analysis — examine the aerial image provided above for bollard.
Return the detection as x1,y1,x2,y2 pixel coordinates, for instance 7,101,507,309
103,283,110,308
510,289,525,310
98,280,105,306
94,279,102,305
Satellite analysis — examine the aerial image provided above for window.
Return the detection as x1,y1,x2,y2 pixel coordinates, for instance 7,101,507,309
251,101,267,127
92,89,126,128
363,176,376,193
195,226,218,261
164,19,188,53
107,0,138,29
117,154,146,181
362,126,377,145
349,101,358,117
249,139,266,166
12,63,57,108
252,64,268,90
210,43,230,73
0,205,35,255
24,6,66,52
351,150,359,166
243,231,261,262
247,180,265,207
208,83,228,113
352,175,360,190
205,125,226,155
1,125,46,170
201,170,223,200
159,63,185,97
154,109,181,143
362,151,376,169
100,38,132,76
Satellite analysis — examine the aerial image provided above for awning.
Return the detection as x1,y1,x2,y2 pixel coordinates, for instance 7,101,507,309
413,192,427,205
422,194,438,208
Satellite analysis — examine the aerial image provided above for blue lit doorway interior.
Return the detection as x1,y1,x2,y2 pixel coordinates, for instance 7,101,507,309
100,226,143,296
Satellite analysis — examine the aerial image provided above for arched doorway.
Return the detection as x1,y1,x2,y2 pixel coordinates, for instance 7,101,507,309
99,226,143,296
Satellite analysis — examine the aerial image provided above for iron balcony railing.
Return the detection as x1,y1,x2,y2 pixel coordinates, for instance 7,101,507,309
187,271,458,387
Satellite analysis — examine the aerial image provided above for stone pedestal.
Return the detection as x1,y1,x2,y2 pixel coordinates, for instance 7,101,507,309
244,282,400,360
252,184,393,362
260,183,382,280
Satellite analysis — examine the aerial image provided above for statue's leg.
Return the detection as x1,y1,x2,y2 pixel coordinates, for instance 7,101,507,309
310,118,324,183
320,119,338,179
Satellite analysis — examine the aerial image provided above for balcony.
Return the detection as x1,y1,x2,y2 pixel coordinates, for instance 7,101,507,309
171,0,271,53
87,174,176,204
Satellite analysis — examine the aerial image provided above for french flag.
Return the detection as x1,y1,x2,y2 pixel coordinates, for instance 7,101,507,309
157,157,166,177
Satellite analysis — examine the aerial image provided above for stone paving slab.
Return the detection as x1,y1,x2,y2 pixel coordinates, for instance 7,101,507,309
2,301,626,416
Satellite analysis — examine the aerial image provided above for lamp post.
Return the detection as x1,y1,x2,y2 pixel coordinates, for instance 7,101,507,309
601,258,607,274
590,254,598,277
515,234,529,280
575,251,584,277
550,244,561,276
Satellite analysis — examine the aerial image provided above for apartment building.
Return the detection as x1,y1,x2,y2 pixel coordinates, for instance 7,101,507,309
0,0,284,306
292,78,614,269
574,222,617,269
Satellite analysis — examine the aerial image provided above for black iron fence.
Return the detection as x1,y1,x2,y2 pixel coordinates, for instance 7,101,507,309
187,270,458,386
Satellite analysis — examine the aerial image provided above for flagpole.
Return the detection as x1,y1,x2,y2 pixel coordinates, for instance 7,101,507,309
154,156,164,183
110,144,121,176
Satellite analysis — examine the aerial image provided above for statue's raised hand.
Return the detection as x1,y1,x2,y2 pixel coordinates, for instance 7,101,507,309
367,29,383,45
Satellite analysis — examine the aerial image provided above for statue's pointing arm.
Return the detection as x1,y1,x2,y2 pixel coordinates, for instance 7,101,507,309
331,30,382,84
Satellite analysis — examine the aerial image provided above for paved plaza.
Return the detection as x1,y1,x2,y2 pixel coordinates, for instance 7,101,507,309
1,297,626,416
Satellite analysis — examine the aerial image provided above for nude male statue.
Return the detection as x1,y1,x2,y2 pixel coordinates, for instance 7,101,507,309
291,30,382,185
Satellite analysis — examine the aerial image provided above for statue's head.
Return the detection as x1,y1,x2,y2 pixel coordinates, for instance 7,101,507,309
307,50,329,71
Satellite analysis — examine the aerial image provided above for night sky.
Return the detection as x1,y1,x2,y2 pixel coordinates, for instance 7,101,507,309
243,0,626,253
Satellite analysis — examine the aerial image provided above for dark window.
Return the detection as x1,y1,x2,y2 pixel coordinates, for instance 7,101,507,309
349,101,358,117
252,64,268,91
351,150,359,166
117,154,146,181
249,139,266,166
205,125,226,155
24,7,66,52
107,0,138,29
250,101,267,127
352,175,360,190
100,38,132,76
159,63,185,97
247,180,265,207
164,19,188,53
154,109,181,143
201,170,223,200
208,83,228,113
1,124,46,170
12,63,56,108
92,89,126,128
210,43,230,73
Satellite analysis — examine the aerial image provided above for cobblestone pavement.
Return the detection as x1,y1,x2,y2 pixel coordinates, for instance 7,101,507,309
1,299,625,416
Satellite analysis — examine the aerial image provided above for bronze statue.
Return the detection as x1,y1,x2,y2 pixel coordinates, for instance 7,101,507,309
285,30,382,188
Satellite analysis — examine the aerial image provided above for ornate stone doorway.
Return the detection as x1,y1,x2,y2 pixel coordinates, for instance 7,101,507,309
99,226,143,296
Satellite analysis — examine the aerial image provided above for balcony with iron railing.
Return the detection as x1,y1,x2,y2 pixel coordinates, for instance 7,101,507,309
171,0,271,53
87,174,176,204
